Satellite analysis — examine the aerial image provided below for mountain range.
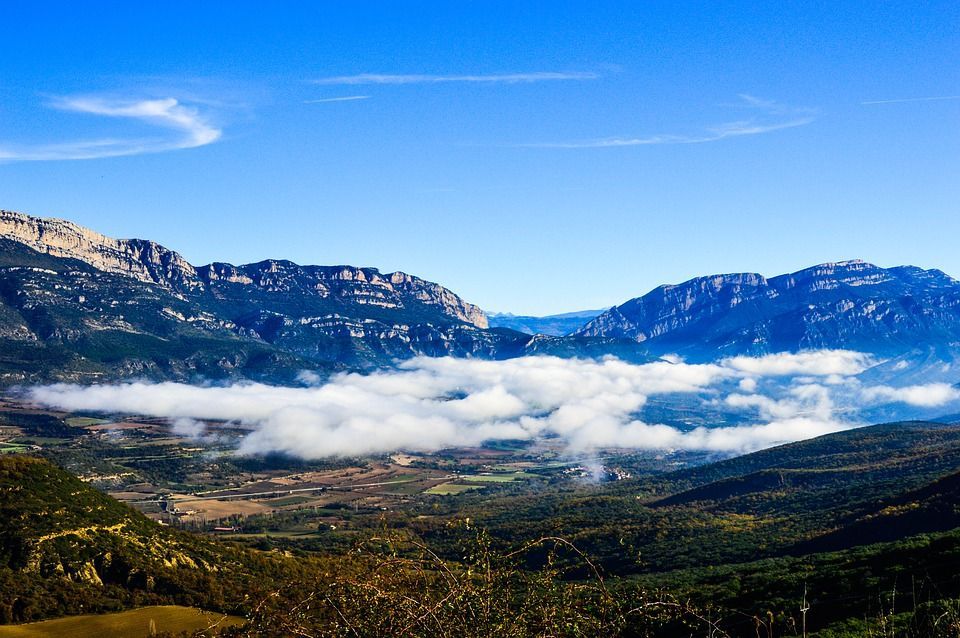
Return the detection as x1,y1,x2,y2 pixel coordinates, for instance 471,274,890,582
0,210,647,383
3,208,960,384
576,260,960,353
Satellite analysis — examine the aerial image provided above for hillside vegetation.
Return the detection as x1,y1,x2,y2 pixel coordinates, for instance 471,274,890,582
5,423,960,635
428,422,960,574
0,456,309,624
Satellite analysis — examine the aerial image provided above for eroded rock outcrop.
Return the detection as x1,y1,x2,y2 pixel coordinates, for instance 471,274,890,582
0,210,198,287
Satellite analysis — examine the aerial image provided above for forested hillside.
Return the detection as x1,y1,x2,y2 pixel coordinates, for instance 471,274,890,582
6,422,960,636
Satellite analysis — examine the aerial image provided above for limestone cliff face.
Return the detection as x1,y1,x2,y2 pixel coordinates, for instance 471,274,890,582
0,210,651,383
388,271,489,328
0,209,487,329
0,210,198,287
194,261,489,328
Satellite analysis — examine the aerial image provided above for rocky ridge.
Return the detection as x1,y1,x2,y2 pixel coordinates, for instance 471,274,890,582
575,260,960,361
0,209,654,383
7,207,960,384
0,210,487,329
0,210,197,288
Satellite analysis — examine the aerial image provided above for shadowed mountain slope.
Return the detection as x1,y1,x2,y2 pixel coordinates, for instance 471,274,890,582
576,260,960,362
0,210,651,382
448,422,960,576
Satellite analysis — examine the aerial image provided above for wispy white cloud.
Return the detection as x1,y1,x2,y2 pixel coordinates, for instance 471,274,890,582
0,96,222,161
862,95,960,105
734,93,781,109
528,119,814,148
303,95,371,104
311,72,598,85
523,94,815,148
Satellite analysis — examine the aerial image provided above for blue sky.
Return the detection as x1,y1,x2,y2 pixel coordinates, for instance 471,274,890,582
1,2,958,315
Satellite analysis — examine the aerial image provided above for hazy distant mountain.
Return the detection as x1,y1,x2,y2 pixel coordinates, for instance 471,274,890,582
575,260,960,364
487,308,606,336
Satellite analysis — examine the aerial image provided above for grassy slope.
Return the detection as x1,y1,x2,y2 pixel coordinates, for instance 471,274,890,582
0,605,242,638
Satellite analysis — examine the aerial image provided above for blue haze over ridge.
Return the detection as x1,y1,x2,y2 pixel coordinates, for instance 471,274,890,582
486,309,607,336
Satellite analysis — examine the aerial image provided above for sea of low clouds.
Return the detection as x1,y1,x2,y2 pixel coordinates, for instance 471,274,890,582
27,351,960,459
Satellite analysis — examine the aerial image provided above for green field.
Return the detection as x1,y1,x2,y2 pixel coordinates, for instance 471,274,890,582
0,443,32,454
425,482,485,495
0,606,243,638
461,472,535,483
65,417,109,427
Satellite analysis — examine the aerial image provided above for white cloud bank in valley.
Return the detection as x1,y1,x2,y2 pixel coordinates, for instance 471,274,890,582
723,350,871,376
861,383,960,407
27,352,960,459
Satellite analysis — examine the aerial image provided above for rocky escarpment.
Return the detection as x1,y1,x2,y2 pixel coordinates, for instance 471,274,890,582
0,209,487,329
0,210,199,288
575,260,960,359
0,210,583,383
0,455,300,624
0,234,650,383
195,260,488,328
10,207,960,384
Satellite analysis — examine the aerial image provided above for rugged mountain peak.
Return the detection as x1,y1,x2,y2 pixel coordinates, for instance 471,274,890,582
769,260,892,292
0,209,198,287
888,265,959,289
0,209,488,329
